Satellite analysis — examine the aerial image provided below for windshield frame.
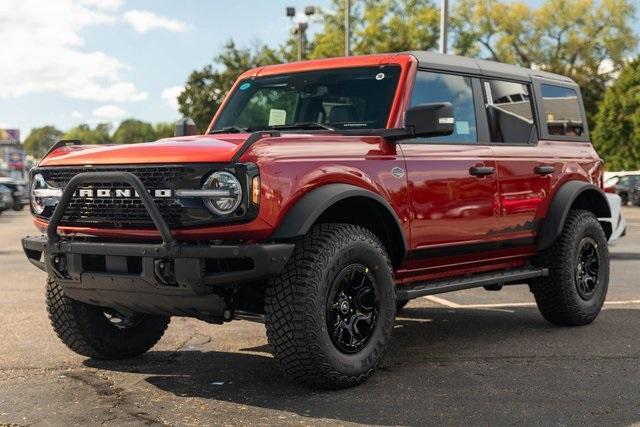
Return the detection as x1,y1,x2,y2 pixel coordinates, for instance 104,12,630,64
207,64,409,134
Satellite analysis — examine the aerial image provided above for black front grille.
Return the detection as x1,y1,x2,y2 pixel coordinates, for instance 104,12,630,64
34,164,228,229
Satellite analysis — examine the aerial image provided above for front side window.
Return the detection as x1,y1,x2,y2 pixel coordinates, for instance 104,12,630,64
213,66,401,131
409,71,477,143
484,80,534,143
541,84,585,137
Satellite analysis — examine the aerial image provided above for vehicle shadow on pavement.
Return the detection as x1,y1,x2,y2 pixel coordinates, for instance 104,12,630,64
85,306,640,425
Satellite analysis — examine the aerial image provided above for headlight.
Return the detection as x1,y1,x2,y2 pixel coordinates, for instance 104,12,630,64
30,173,62,215
202,171,242,215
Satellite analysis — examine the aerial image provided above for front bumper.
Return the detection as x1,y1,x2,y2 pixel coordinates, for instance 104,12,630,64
22,170,293,320
22,236,293,318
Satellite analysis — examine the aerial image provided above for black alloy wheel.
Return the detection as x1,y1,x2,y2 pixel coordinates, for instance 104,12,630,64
575,237,600,300
326,263,378,354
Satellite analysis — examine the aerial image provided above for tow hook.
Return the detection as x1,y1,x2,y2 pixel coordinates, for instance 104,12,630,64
154,259,177,286
50,254,69,278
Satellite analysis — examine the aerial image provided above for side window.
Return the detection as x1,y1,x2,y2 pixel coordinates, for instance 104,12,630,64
484,80,534,143
409,71,477,143
541,84,585,137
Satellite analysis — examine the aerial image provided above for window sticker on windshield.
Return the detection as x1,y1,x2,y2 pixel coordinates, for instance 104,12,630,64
456,121,470,135
376,73,385,80
239,82,251,90
268,109,287,126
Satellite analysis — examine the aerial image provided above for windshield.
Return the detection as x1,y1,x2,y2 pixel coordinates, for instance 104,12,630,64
212,66,401,132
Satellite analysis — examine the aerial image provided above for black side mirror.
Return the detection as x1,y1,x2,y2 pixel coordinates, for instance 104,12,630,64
175,117,197,137
404,102,454,138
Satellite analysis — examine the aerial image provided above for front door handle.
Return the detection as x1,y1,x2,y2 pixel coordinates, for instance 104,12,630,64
534,165,555,176
469,166,495,177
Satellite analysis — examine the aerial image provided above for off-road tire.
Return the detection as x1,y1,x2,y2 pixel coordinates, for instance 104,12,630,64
531,210,609,326
11,204,24,211
46,279,170,359
265,224,396,389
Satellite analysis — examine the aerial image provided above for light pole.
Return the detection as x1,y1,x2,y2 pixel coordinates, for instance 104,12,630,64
344,0,351,56
439,0,449,54
286,6,316,61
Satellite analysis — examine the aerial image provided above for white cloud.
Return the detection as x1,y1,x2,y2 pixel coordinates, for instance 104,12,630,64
124,10,186,33
161,86,184,111
70,110,84,119
79,0,123,10
92,105,127,121
0,0,147,102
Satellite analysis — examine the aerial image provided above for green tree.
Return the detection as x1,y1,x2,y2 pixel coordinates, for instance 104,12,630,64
177,41,283,131
592,58,640,170
309,0,439,59
23,125,63,157
64,123,112,145
154,122,175,139
451,0,637,124
112,119,156,144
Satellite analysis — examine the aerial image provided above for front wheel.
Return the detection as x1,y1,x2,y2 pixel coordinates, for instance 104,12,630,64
46,280,170,359
531,210,609,326
265,224,396,389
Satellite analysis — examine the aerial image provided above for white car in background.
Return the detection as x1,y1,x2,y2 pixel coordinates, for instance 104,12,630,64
605,192,626,243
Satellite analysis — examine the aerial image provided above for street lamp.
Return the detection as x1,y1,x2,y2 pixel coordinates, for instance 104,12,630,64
286,6,316,61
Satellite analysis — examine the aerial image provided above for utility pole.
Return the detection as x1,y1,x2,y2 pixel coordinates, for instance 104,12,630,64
344,0,351,56
439,0,449,54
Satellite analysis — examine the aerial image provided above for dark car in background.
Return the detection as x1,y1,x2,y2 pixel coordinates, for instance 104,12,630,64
632,183,640,206
605,174,640,205
0,173,28,211
0,185,13,213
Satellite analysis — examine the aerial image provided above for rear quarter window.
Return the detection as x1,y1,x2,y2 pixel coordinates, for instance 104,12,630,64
541,84,585,138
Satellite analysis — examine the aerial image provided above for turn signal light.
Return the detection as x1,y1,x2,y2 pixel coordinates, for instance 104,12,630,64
251,175,260,205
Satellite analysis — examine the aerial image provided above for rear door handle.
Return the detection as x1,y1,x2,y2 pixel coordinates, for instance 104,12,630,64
469,166,495,177
534,165,555,176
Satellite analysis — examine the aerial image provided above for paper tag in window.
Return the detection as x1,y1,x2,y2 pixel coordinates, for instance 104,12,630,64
268,109,287,126
456,121,470,135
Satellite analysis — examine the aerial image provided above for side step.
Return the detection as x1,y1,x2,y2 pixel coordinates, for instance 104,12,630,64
396,267,548,301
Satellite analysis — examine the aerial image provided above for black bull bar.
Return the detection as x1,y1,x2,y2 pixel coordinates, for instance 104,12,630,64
21,171,294,319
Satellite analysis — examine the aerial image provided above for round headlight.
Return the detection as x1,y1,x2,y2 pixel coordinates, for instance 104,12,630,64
202,171,242,215
30,173,48,214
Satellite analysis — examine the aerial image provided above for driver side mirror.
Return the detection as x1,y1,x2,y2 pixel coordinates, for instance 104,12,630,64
404,102,455,138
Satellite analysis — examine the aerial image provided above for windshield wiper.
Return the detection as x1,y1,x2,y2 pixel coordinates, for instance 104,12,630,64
267,122,336,131
209,126,249,134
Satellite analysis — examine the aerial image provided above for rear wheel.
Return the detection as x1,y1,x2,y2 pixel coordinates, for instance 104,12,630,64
265,224,396,389
46,280,170,359
531,210,609,326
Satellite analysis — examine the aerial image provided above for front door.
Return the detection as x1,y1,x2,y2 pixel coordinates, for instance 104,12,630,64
399,70,499,269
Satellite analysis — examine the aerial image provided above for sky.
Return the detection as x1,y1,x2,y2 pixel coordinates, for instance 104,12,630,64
0,0,638,140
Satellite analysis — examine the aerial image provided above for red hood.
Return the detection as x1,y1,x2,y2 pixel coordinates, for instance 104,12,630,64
38,134,251,166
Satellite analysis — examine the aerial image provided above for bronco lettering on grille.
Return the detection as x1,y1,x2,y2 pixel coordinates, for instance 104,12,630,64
72,189,173,198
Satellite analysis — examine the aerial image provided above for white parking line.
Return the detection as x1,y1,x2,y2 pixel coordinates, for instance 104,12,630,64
424,296,640,309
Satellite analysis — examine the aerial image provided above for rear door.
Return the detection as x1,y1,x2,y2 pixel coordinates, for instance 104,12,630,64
483,78,555,248
399,70,499,263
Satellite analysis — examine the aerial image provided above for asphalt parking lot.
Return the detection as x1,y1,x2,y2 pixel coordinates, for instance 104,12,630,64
1,209,639,426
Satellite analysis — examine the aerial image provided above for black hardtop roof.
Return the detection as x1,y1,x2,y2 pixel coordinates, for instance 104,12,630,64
406,51,576,85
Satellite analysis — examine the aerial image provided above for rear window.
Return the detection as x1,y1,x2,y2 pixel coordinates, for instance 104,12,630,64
541,84,585,137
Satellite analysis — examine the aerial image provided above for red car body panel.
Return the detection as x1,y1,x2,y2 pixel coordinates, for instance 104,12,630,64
33,53,604,286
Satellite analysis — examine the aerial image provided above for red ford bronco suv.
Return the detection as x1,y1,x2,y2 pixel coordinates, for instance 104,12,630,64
23,52,611,389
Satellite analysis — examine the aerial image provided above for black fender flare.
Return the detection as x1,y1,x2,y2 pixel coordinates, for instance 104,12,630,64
537,181,611,250
270,183,408,263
